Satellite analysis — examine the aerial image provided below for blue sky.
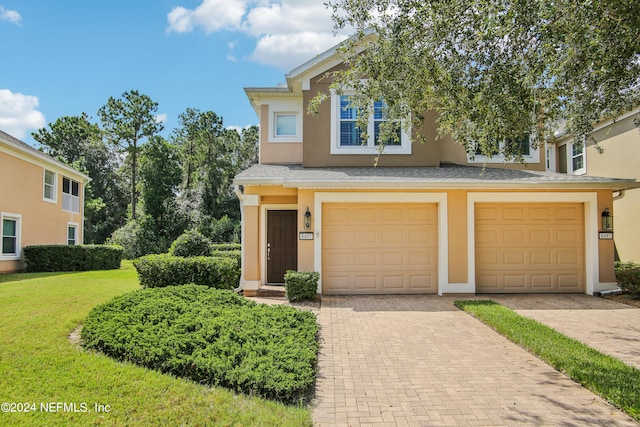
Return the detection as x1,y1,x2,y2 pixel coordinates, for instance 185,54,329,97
0,1,348,145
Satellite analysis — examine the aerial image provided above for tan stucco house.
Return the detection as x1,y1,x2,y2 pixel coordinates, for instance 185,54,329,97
549,110,640,263
0,129,89,272
233,41,640,296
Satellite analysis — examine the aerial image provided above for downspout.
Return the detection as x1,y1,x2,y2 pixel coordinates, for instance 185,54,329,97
233,184,244,293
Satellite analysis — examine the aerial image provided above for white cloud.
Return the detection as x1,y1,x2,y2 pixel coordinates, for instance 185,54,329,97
166,0,349,70
0,6,21,25
155,113,168,124
167,0,247,34
251,32,347,69
0,89,46,140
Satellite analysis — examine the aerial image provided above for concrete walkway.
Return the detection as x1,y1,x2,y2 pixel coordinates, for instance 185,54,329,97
313,295,639,426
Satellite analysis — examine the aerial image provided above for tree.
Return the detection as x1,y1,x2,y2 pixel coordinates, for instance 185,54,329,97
322,0,640,159
171,109,258,234
98,90,163,219
32,114,128,243
139,135,184,244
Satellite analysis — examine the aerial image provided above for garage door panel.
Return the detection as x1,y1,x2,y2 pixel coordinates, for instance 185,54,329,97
323,203,438,295
476,203,584,293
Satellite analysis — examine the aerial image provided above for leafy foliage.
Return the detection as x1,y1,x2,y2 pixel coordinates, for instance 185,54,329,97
322,0,640,158
106,219,165,259
23,245,122,272
615,262,640,298
98,90,164,220
284,271,320,302
169,229,213,257
81,285,319,403
133,254,239,289
139,136,186,243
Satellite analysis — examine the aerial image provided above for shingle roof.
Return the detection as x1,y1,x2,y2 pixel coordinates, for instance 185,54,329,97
234,163,639,190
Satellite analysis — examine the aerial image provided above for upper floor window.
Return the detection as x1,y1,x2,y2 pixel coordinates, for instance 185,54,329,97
330,92,411,155
43,169,57,203
1,214,20,258
275,113,297,137
62,177,80,213
557,140,586,175
469,134,539,164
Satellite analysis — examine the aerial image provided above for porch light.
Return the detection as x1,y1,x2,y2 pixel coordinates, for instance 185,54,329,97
304,207,312,230
601,208,613,231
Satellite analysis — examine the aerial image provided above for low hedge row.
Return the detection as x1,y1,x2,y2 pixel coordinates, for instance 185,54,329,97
23,245,123,272
133,254,240,289
81,285,319,403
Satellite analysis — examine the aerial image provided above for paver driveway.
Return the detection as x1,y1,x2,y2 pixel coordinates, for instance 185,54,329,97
313,295,638,426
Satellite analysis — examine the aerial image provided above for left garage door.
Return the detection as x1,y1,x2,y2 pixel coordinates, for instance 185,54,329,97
322,203,438,295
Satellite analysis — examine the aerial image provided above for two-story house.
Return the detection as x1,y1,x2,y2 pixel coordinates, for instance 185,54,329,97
549,110,640,264
0,129,89,272
234,41,640,297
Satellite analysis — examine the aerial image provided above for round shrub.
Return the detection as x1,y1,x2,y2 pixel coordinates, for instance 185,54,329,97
81,285,319,403
169,229,212,257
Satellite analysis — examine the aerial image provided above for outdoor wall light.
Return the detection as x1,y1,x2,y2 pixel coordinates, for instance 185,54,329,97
601,207,613,231
304,207,312,230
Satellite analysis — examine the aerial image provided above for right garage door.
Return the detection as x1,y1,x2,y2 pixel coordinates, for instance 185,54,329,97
475,203,585,293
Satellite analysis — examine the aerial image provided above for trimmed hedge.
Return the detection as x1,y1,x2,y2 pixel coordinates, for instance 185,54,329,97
81,285,319,403
284,271,320,302
169,229,213,257
23,245,123,272
133,254,240,289
211,243,241,252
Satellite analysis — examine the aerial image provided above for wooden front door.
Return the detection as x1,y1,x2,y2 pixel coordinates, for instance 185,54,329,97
267,210,298,284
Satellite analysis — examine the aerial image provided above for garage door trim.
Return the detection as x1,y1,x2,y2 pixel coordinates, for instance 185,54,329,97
314,192,449,295
468,192,599,295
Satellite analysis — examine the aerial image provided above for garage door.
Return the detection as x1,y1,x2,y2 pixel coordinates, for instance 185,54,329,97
322,203,438,295
475,203,585,293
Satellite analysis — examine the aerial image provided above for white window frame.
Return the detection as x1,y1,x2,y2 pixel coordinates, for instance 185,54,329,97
467,135,540,164
67,222,79,245
330,91,411,155
43,169,57,203
559,140,586,175
267,98,303,143
62,177,81,213
1,213,21,260
273,113,299,139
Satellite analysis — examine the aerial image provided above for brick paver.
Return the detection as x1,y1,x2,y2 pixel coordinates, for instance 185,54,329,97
493,294,640,370
313,295,638,426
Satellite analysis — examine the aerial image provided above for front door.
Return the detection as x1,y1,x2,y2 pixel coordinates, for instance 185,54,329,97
267,210,298,283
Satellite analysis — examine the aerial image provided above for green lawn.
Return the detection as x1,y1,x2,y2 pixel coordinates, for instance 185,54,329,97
0,262,311,426
455,300,640,422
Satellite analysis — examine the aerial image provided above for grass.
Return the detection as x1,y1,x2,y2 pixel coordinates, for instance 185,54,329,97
0,262,311,426
455,300,640,422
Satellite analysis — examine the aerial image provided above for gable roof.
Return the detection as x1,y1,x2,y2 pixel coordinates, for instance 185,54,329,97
234,163,639,191
0,129,90,182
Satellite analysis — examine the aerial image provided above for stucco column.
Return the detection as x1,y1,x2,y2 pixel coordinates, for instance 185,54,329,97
447,190,469,289
297,189,315,272
241,194,261,292
597,189,616,285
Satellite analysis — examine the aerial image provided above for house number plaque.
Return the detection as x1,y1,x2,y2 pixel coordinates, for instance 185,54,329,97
598,232,613,240
299,232,314,240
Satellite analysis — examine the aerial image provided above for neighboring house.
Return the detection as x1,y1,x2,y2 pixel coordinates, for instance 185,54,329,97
234,41,640,296
550,110,640,263
0,129,90,273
